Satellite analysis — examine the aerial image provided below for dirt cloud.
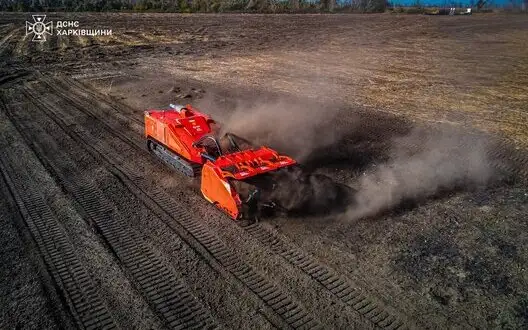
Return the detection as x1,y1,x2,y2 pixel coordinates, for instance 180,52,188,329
197,95,494,220
266,166,354,215
344,129,493,220
196,96,347,161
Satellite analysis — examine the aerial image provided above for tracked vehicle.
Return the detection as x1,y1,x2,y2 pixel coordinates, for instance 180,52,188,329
144,104,296,220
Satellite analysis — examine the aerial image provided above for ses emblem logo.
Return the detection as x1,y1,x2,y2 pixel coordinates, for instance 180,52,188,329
25,15,53,42
24,15,112,41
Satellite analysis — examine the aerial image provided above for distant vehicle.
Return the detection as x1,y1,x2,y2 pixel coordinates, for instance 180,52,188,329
425,7,472,15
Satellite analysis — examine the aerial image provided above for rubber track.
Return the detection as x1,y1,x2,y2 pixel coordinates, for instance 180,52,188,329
148,138,201,177
14,89,219,330
26,83,323,330
0,113,116,329
243,224,407,329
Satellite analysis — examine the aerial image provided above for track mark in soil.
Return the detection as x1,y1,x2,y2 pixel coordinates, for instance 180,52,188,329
26,74,528,329
244,223,410,329
44,75,407,327
25,79,324,329
0,26,19,55
13,87,221,330
0,96,117,330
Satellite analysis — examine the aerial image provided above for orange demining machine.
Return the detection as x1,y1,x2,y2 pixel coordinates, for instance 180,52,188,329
144,104,296,220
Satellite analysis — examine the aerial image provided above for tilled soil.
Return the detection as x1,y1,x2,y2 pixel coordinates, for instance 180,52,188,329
0,173,61,330
1,12,527,330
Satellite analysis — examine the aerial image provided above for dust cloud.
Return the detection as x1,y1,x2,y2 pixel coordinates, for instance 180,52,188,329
196,96,347,162
197,95,493,219
195,95,355,216
344,129,493,220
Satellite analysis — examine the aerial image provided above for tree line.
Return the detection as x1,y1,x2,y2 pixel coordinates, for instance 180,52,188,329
0,0,388,12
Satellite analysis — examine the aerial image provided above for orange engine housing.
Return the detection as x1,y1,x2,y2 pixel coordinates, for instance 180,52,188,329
144,104,215,164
